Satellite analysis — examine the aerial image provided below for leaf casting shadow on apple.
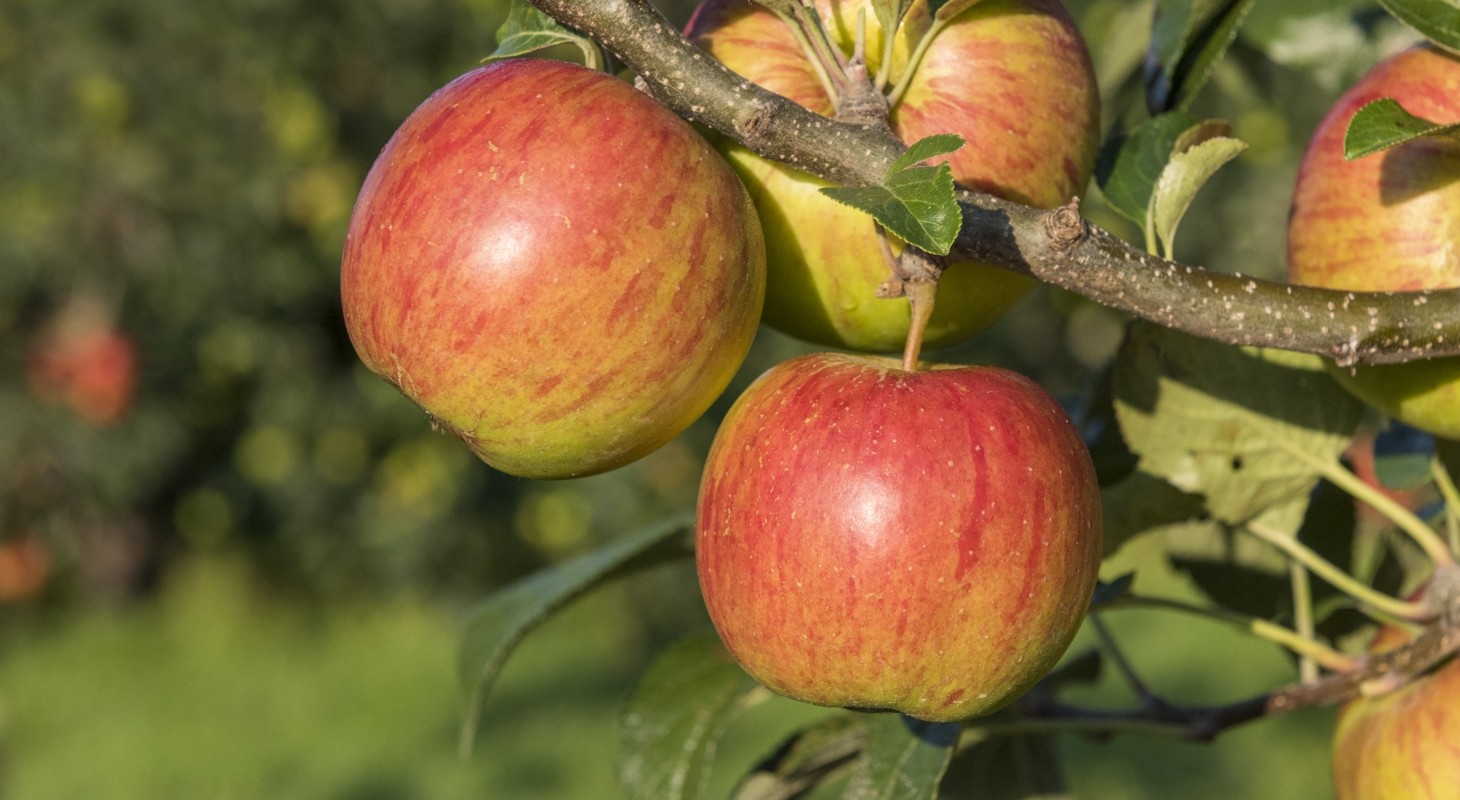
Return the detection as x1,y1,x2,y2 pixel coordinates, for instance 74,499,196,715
1379,137,1460,206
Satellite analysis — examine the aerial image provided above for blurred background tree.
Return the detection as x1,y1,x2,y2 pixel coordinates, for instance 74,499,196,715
0,0,1421,797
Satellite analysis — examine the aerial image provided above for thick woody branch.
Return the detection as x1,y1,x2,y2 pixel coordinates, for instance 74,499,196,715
530,0,1460,365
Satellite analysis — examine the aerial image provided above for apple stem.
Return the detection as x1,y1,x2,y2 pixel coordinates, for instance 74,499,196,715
887,16,951,109
774,8,839,103
902,280,936,371
1449,510,1460,559
1245,519,1434,622
872,5,900,92
1430,455,1460,554
793,4,851,90
1098,594,1358,674
1089,615,1154,700
872,228,945,372
1274,438,1456,568
1290,562,1319,683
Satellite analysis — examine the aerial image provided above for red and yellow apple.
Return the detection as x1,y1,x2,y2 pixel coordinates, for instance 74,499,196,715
1332,615,1460,799
695,353,1102,721
0,536,52,603
27,300,137,427
341,59,765,480
687,0,1099,352
1287,45,1460,439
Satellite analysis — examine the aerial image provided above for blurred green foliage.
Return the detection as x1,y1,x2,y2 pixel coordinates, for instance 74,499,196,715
0,0,701,603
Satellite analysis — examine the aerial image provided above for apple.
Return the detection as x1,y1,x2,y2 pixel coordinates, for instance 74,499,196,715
687,0,1099,353
695,352,1102,721
0,536,51,603
1345,434,1424,530
340,59,766,480
1287,45,1460,439
27,301,137,427
1332,616,1460,799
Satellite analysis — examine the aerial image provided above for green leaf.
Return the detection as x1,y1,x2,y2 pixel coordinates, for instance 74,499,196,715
621,634,764,800
488,0,604,69
844,714,958,800
821,163,961,255
928,0,986,21
1163,506,1299,618
734,713,955,800
1239,0,1368,52
1298,479,1373,641
1113,322,1365,527
1095,111,1198,228
1101,469,1207,555
1343,98,1460,160
1374,0,1460,55
1147,0,1256,113
1148,131,1248,257
734,716,865,800
456,513,693,755
939,730,1070,799
890,134,967,174
872,0,916,39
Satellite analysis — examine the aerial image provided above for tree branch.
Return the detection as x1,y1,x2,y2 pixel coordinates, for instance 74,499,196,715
529,0,1460,365
1005,579,1460,743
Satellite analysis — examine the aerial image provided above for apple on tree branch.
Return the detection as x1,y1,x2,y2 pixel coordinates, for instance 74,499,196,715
527,0,1460,367
517,0,1460,748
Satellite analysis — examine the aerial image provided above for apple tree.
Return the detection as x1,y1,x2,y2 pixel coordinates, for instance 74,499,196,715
343,0,1460,797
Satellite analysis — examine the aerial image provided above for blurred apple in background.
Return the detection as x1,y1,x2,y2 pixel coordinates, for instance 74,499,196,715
27,296,137,427
0,536,52,603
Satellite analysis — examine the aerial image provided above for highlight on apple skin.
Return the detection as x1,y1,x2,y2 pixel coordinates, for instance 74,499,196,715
340,59,766,480
1287,44,1460,439
687,0,1100,353
695,352,1103,721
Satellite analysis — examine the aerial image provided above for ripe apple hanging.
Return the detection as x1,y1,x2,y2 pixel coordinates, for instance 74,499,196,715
695,352,1102,721
341,59,766,479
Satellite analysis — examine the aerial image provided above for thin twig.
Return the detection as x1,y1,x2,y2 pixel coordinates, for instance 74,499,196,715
1246,519,1433,622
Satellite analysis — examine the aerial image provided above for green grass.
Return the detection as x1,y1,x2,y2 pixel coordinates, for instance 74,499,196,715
0,549,1339,799
0,556,652,800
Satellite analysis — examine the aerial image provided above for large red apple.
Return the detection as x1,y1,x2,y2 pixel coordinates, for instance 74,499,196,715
687,0,1099,353
696,353,1102,721
1332,615,1460,799
341,59,765,479
1287,45,1460,439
